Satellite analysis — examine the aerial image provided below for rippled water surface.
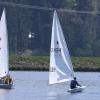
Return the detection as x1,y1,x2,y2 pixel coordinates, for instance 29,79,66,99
0,71,100,100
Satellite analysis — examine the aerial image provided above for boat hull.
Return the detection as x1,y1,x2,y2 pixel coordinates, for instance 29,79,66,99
68,86,86,93
0,83,13,89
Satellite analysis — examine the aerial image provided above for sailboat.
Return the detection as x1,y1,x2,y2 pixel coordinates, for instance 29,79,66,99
49,10,85,93
0,8,13,89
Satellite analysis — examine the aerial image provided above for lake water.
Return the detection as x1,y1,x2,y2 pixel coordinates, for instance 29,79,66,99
0,71,100,100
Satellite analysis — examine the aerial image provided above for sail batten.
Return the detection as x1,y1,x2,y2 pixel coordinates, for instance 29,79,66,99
49,10,74,84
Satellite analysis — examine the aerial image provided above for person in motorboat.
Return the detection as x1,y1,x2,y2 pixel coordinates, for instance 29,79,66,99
70,77,81,89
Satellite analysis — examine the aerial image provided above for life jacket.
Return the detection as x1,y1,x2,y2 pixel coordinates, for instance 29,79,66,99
4,76,12,84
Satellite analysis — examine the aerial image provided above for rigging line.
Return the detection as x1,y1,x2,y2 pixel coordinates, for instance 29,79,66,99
0,1,100,15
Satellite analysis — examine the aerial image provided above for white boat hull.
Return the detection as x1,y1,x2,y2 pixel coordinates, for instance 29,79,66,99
0,83,13,89
68,86,86,93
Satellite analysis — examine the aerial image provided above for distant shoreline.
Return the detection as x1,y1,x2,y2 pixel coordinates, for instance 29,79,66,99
9,55,100,72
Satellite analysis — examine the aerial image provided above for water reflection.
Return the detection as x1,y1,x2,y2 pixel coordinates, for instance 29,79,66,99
0,89,11,100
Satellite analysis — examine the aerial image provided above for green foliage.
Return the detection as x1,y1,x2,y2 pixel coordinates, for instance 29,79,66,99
73,57,100,71
9,55,100,71
0,0,100,56
65,0,76,9
9,55,49,71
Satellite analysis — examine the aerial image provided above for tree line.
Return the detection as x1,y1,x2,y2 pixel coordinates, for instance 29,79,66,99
0,0,100,56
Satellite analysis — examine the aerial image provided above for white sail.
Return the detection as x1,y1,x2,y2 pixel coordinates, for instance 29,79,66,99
49,10,74,84
0,8,9,78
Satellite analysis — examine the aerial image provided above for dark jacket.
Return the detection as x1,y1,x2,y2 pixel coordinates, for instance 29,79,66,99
70,80,81,89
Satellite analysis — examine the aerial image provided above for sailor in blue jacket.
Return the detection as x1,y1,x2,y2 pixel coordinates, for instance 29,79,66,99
70,77,81,89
